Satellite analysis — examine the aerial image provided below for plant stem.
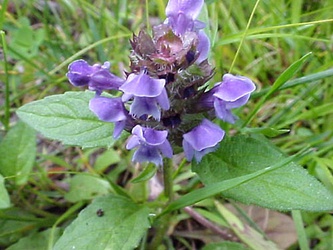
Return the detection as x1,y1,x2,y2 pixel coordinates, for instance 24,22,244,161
163,157,174,202
148,158,174,250
1,31,10,131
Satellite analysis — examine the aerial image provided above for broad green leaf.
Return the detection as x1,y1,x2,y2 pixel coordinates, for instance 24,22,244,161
0,121,36,185
16,91,116,148
64,173,112,202
6,228,61,250
54,195,150,250
193,134,333,211
161,150,303,216
0,174,10,208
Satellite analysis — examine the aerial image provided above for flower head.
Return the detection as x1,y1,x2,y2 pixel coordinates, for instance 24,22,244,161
182,119,225,162
127,125,173,166
202,73,256,123
67,59,124,94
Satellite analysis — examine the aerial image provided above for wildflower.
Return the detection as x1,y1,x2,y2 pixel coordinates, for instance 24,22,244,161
66,0,255,166
182,119,225,162
164,0,209,63
89,96,128,138
120,70,170,120
67,59,124,94
202,73,256,123
126,125,173,166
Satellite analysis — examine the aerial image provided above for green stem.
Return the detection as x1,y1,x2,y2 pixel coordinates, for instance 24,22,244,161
148,158,174,250
1,30,10,131
163,157,174,202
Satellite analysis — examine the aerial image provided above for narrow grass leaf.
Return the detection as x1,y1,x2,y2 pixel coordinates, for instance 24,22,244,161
215,201,280,250
292,210,310,250
16,91,116,148
243,52,312,127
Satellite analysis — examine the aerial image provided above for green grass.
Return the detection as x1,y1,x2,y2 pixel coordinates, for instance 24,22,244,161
1,0,333,249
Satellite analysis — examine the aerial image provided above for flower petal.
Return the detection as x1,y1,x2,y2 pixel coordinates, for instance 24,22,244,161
130,97,161,121
166,0,204,20
120,71,166,98
213,73,256,102
89,96,127,122
132,146,163,166
183,119,225,151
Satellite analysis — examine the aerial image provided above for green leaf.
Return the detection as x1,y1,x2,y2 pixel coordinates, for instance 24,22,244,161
161,149,303,216
6,228,61,250
0,174,10,208
0,208,38,246
16,91,116,148
193,134,333,211
0,121,36,185
64,173,112,202
131,163,157,183
53,194,150,250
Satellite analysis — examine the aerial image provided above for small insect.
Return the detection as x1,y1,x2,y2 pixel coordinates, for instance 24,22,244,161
96,208,104,217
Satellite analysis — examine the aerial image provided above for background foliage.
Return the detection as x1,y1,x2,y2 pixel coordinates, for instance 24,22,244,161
1,0,333,249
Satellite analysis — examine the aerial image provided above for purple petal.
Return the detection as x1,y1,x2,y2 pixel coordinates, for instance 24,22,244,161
89,70,124,92
166,0,204,20
158,140,173,158
132,146,163,166
213,74,256,102
120,71,166,98
126,136,141,150
196,30,210,63
213,99,238,124
182,140,194,161
193,144,220,162
130,97,161,121
156,88,170,110
67,59,94,86
143,128,168,146
89,96,127,123
113,121,126,139
183,119,225,151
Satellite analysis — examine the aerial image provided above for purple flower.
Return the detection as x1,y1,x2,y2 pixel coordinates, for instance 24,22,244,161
126,125,173,166
182,119,225,162
67,59,124,94
203,73,256,123
120,71,170,120
164,0,209,63
89,96,128,138
165,0,204,35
